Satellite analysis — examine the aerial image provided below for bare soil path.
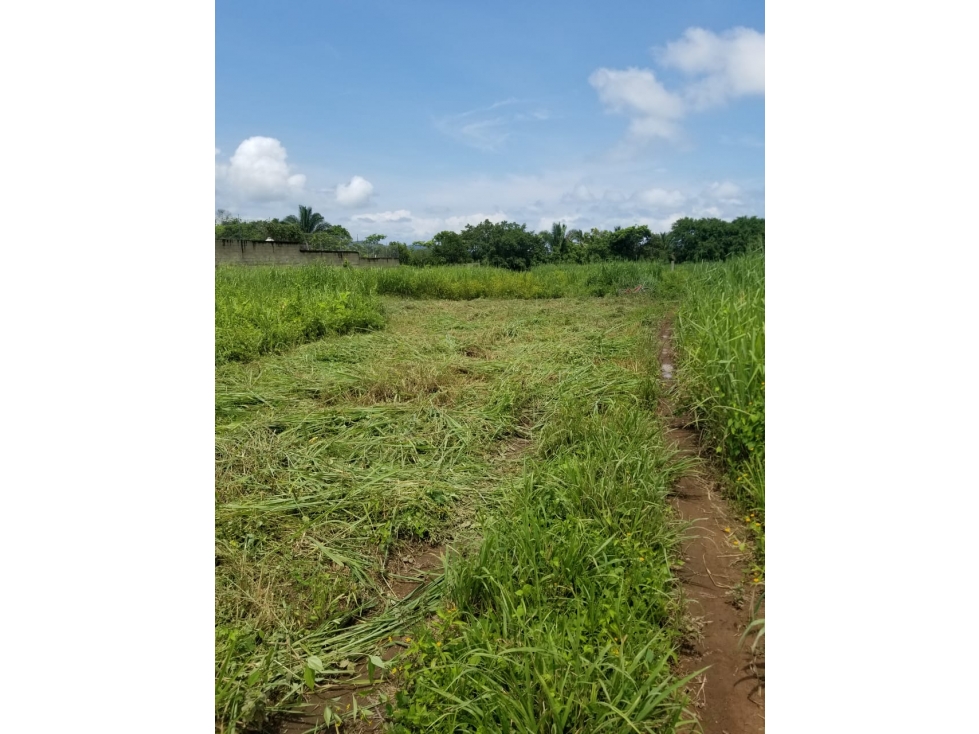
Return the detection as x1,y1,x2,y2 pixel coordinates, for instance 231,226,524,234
658,317,765,734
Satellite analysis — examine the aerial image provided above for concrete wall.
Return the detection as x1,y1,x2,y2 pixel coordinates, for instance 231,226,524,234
216,240,400,268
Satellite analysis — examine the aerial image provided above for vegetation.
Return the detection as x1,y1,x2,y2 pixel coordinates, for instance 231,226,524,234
215,207,354,251
216,296,692,731
217,210,764,269
215,262,690,365
673,250,765,559
389,324,696,732
215,266,384,364
214,254,765,732
282,204,331,234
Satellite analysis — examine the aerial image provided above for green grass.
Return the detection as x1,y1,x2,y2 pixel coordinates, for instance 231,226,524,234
216,266,386,364
673,252,765,560
216,262,688,365
389,339,697,732
214,255,766,731
216,294,692,732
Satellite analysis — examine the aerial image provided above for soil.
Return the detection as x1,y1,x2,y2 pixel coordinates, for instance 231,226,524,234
658,317,765,734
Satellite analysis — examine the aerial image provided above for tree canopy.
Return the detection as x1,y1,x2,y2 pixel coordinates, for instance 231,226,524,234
216,210,764,269
282,205,329,234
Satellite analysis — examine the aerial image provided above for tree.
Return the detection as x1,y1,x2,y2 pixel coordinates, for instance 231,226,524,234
430,230,471,265
668,217,764,262
390,241,412,264
359,233,389,257
608,225,653,261
283,205,330,234
215,210,265,240
460,220,545,270
258,218,304,242
646,232,674,262
544,222,569,260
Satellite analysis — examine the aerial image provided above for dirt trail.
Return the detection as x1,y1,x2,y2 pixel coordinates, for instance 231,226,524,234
658,318,765,734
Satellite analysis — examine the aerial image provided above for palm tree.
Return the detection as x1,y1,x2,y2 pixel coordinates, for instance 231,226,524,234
283,205,330,234
546,222,568,259
655,232,675,264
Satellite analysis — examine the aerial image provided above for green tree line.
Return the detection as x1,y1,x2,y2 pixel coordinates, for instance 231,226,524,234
217,206,764,269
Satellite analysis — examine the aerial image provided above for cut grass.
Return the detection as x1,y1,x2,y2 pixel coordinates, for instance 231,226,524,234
389,365,698,732
215,295,689,732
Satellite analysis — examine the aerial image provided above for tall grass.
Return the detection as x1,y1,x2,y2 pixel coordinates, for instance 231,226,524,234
216,262,688,364
216,267,384,364
673,252,765,550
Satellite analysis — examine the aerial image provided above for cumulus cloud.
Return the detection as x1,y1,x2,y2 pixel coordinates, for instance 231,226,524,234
637,188,686,207
657,27,764,109
348,209,509,239
589,67,685,140
589,26,763,143
704,181,743,203
217,136,306,202
336,175,375,207
351,209,412,224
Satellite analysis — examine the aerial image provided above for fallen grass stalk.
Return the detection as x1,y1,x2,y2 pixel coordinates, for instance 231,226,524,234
388,307,697,732
216,296,685,732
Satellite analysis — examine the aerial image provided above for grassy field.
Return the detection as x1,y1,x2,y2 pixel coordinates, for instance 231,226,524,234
216,262,687,364
215,258,763,732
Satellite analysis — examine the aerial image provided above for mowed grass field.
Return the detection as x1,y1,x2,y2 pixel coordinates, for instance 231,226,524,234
215,256,765,733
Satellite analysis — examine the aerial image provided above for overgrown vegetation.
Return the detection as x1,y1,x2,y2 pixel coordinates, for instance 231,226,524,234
216,296,692,732
214,252,765,732
673,251,765,560
389,322,697,732
217,207,764,269
215,266,385,364
216,262,687,365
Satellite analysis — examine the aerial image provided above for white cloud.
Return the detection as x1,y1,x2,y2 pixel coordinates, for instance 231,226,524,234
352,209,412,224
217,136,306,202
336,175,375,207
589,67,685,140
657,27,764,109
568,184,595,202
637,187,686,207
348,209,510,239
588,26,763,146
634,212,687,233
705,181,743,203
442,211,509,230
533,214,581,232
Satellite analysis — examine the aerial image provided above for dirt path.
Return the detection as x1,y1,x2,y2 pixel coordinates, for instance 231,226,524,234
658,317,765,734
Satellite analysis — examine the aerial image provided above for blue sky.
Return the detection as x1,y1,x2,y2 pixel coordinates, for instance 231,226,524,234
216,0,764,242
